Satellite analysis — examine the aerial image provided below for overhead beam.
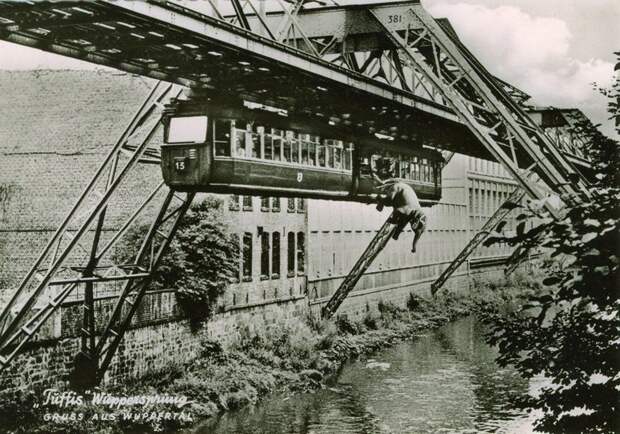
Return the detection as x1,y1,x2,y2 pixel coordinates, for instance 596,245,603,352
239,1,427,53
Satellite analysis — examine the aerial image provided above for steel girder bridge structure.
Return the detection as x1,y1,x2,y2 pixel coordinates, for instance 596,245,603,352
0,0,593,383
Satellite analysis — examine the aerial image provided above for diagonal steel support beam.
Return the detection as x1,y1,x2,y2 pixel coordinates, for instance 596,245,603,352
431,187,526,294
322,212,401,319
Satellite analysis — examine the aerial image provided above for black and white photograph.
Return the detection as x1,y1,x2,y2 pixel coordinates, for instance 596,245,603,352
0,0,618,432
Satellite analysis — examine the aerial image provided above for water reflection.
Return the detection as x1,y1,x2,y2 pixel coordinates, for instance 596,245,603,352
191,317,535,434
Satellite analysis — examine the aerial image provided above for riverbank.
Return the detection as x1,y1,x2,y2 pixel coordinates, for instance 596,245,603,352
0,271,541,434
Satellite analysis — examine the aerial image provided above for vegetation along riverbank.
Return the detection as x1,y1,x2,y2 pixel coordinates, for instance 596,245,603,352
0,270,542,434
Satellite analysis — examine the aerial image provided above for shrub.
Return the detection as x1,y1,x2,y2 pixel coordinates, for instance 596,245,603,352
362,311,380,330
406,292,423,311
335,314,363,335
115,196,238,327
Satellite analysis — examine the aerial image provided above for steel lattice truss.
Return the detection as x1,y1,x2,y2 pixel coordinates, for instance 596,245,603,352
0,0,595,381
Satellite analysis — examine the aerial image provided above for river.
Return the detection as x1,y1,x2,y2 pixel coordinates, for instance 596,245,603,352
190,317,540,433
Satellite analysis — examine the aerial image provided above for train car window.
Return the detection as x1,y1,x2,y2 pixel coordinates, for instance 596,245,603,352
166,115,208,144
263,127,273,160
400,159,410,179
242,232,253,281
287,198,295,213
272,232,280,278
423,158,430,182
272,129,283,161
260,231,270,279
309,137,318,166
411,156,419,180
343,143,353,171
297,198,305,213
257,126,265,159
316,143,324,167
324,139,335,168
283,131,292,162
296,232,305,274
245,124,254,158
287,232,295,275
392,158,400,178
333,142,342,169
233,121,246,157
212,119,231,156
291,133,300,164
272,197,280,212
300,134,310,165
360,157,371,175
245,124,260,158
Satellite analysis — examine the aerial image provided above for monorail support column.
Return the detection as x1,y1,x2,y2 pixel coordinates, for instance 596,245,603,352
322,212,401,319
431,187,525,295
94,190,195,383
0,81,184,381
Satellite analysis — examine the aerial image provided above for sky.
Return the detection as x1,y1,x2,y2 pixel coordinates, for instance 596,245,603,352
0,0,617,136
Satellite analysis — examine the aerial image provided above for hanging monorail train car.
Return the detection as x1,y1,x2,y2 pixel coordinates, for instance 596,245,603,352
160,101,443,205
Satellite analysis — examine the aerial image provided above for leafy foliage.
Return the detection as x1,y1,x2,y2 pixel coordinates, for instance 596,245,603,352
482,70,620,433
115,195,238,326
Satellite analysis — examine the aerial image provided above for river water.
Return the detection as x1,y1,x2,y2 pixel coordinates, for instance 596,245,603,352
191,317,539,434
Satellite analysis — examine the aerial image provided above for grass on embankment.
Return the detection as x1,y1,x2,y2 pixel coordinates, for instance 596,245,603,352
0,270,543,434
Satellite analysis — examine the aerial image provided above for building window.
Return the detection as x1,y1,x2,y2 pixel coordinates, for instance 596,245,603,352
229,194,240,211
272,232,280,278
271,197,280,212
261,231,270,279
296,198,305,213
287,231,295,276
261,196,270,212
287,198,296,213
231,234,241,283
296,232,305,274
242,232,253,281
242,195,253,211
